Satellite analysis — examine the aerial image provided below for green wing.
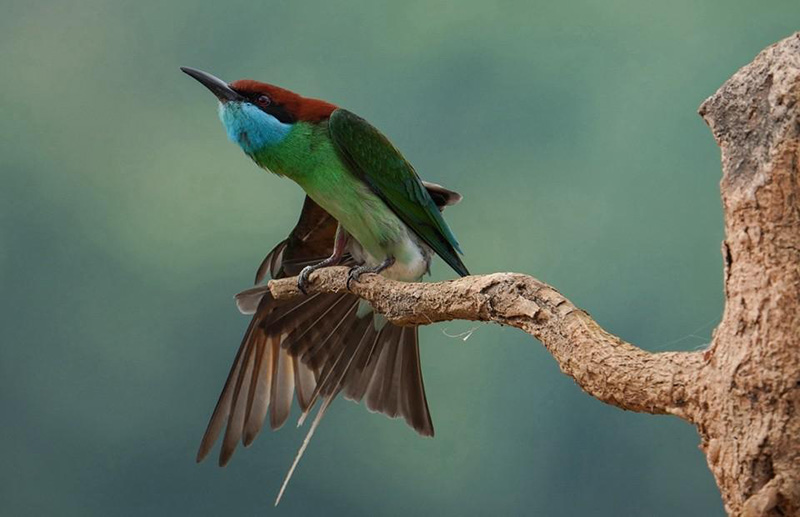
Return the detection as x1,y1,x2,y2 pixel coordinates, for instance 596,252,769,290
328,109,469,277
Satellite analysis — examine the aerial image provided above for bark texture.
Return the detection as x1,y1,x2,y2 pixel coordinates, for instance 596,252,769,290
268,33,800,517
696,33,800,517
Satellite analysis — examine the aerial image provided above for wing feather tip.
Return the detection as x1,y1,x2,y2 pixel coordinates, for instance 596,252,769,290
242,430,257,447
196,434,217,463
270,413,290,431
415,423,435,437
218,450,234,467
195,449,209,464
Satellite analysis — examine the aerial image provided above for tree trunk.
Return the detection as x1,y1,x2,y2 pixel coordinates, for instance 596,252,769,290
267,33,800,516
696,33,800,517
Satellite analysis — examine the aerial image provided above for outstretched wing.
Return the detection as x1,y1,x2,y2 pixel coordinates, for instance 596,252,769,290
253,195,340,285
328,109,469,277
199,189,462,466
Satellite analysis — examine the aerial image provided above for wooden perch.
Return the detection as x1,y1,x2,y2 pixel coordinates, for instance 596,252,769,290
270,269,705,419
270,33,800,517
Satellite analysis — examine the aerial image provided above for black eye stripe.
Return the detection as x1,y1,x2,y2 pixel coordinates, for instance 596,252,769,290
262,103,295,124
232,90,296,124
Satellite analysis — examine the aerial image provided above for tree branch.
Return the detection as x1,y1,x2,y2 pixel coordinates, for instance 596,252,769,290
269,267,704,420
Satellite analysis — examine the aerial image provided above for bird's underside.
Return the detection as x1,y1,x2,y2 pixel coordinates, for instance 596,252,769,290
196,181,463,468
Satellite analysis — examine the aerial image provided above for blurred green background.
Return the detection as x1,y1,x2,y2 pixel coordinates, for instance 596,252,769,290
2,0,797,515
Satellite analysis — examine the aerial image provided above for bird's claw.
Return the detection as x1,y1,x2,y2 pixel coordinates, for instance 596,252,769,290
297,266,314,295
346,257,396,292
346,266,364,291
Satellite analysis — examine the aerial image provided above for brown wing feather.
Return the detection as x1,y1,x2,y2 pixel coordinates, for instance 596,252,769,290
269,345,294,430
293,355,316,411
242,334,272,446
219,329,257,465
255,195,339,284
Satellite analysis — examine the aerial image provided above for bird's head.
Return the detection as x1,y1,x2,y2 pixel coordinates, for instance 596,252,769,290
181,67,336,154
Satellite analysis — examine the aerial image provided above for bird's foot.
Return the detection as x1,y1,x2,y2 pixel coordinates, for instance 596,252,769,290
296,225,349,295
297,265,318,295
346,267,366,291
346,256,396,291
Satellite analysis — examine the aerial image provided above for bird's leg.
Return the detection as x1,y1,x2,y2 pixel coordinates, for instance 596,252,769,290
297,225,349,295
347,256,396,291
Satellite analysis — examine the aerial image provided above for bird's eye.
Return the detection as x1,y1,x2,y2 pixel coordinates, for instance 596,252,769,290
256,95,271,106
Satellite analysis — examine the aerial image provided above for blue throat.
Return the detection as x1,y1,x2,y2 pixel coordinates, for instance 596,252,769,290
218,102,292,154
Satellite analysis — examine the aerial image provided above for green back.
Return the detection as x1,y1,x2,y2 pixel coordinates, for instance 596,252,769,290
328,109,469,277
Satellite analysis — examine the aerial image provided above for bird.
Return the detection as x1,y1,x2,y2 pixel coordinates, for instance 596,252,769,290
180,67,469,504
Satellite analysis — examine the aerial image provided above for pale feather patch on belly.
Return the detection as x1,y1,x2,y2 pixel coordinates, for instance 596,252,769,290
384,231,430,281
349,230,429,331
345,220,430,281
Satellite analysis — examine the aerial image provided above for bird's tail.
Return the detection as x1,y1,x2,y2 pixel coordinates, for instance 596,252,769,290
196,286,434,502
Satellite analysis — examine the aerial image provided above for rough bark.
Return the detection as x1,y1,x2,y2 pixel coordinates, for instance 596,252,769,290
268,33,800,516
696,33,800,517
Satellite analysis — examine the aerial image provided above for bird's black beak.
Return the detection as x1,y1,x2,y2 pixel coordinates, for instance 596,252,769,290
180,67,243,102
